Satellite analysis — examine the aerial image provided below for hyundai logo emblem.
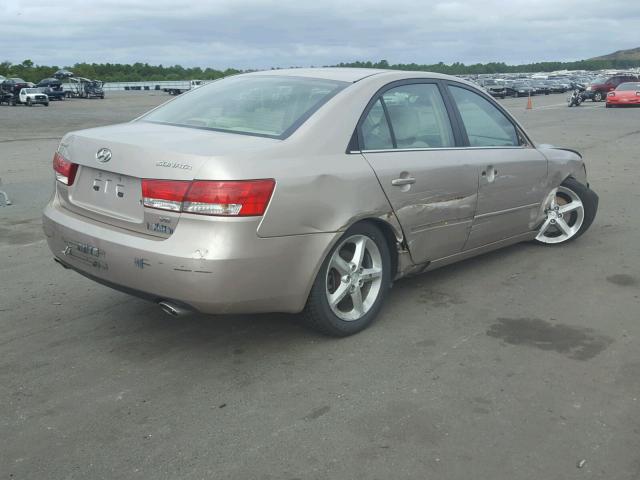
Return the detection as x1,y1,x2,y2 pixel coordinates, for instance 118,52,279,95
96,148,112,163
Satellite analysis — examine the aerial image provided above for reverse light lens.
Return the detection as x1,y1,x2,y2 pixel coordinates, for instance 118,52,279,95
53,152,78,185
141,179,275,216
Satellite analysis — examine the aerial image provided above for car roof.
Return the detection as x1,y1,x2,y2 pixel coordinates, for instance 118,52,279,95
242,68,388,82
240,67,477,84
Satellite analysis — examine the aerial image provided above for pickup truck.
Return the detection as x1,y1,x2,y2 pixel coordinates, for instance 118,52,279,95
18,88,49,106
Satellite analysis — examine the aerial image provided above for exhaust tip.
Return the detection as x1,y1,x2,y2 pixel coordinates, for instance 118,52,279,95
158,300,190,317
54,257,71,269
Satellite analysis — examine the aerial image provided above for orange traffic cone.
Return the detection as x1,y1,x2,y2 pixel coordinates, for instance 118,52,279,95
526,94,533,110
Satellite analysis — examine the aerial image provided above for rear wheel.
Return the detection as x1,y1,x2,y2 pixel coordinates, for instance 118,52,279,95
302,222,391,336
594,91,603,102
534,178,596,245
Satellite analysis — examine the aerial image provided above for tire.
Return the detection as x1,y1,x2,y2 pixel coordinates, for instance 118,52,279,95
44,103,49,107
302,222,392,336
594,92,603,102
534,178,598,245
27,99,32,106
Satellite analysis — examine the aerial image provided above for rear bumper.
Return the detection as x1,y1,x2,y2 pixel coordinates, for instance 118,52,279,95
43,197,337,314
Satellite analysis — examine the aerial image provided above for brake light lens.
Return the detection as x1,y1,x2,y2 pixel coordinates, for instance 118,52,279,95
53,152,78,185
141,179,275,216
142,179,190,212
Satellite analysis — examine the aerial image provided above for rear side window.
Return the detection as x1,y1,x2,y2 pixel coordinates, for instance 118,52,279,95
449,86,519,147
360,99,394,150
382,84,455,149
360,82,455,150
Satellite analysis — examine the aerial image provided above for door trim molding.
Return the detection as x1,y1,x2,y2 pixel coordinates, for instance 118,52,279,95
474,202,540,220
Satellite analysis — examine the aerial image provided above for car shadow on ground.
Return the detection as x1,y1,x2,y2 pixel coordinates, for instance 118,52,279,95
94,241,544,366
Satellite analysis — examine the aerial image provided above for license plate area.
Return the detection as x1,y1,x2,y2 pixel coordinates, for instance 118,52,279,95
70,167,143,223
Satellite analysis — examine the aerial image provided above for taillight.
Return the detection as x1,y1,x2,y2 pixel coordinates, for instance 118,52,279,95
142,179,190,212
53,152,78,185
141,179,275,216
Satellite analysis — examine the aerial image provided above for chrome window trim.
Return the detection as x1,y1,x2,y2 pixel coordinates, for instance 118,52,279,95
351,145,532,154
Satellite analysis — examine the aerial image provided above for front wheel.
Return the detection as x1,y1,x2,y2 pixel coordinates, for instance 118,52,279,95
593,92,603,102
26,99,32,106
302,222,391,336
534,178,597,245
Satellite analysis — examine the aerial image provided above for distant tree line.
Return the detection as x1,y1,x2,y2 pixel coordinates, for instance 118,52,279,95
2,57,640,84
0,60,242,83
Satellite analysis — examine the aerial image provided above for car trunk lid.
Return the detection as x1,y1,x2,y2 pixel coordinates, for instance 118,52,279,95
57,121,280,238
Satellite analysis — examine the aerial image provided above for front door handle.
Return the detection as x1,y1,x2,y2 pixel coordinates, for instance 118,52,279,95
481,166,498,183
391,177,416,186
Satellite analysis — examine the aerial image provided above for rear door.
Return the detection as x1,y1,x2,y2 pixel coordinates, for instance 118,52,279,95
360,81,481,264
445,83,548,250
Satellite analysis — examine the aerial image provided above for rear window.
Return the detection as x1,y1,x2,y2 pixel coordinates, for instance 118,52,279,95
142,75,348,139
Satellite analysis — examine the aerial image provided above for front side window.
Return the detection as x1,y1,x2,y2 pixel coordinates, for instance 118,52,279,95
449,86,519,147
142,75,347,139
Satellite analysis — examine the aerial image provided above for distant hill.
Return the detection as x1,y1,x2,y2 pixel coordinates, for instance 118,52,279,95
591,47,640,61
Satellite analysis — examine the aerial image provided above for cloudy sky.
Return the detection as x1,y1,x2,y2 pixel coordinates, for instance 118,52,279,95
1,0,639,68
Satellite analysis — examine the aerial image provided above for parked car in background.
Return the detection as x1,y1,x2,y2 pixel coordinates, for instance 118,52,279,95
478,79,507,98
507,81,536,97
37,78,66,101
1,77,29,96
606,82,640,108
43,68,598,336
544,80,568,93
530,81,551,95
585,74,640,102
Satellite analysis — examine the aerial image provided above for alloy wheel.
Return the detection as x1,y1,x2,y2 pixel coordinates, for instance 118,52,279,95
535,186,585,244
325,234,383,321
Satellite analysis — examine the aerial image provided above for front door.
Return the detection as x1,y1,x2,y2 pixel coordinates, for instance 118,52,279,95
445,84,548,250
359,82,481,264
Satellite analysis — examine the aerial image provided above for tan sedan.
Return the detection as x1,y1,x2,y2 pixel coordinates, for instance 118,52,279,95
43,68,598,335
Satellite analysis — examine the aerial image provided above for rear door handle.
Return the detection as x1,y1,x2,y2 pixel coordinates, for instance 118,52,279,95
391,177,416,186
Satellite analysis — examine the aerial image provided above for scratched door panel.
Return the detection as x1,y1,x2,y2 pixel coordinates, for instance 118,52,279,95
364,149,480,263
